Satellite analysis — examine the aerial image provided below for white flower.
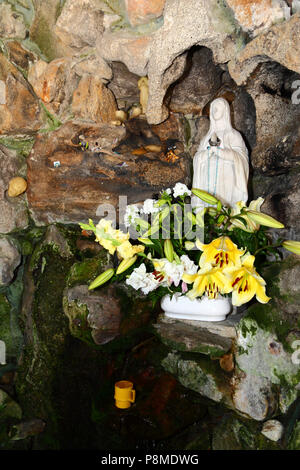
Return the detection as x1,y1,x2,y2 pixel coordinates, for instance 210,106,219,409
126,263,160,294
173,183,191,198
180,255,198,275
153,258,184,287
161,188,171,195
142,198,159,215
124,204,140,227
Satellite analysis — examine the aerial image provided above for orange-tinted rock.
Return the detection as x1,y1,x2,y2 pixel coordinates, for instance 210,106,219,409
27,119,190,225
72,76,117,124
125,0,166,26
0,54,42,135
28,58,77,118
226,0,290,36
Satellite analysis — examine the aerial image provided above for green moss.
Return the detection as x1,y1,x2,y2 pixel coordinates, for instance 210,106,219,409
67,251,109,288
39,102,62,132
0,136,35,159
30,15,58,61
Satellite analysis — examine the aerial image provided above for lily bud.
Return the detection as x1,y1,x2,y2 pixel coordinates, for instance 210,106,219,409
137,238,154,246
282,240,300,256
247,211,284,229
88,268,114,290
164,239,174,262
116,256,137,275
191,188,219,205
185,241,195,251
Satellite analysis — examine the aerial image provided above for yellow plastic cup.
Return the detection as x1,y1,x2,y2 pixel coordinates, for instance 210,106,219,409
114,380,136,409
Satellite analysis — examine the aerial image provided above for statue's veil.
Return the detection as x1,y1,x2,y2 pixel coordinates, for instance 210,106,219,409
200,98,234,149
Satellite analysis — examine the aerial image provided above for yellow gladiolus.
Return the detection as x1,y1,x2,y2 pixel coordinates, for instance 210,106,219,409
225,254,271,307
282,240,300,256
183,263,232,300
117,241,145,260
196,236,244,269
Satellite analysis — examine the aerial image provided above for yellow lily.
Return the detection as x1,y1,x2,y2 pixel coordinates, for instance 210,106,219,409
229,198,265,232
196,236,244,269
225,254,270,307
183,263,232,300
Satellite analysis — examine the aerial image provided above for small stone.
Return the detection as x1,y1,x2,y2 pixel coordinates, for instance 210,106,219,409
7,177,27,198
261,420,284,442
219,353,235,372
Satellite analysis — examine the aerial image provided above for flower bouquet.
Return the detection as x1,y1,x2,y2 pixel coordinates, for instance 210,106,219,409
79,183,300,322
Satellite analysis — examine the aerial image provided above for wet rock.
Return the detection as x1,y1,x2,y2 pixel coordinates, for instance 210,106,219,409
28,58,78,119
124,0,166,27
71,76,117,124
0,145,28,234
226,0,290,37
0,389,22,421
162,352,230,404
27,118,190,225
169,47,223,115
288,421,300,449
232,373,277,421
0,3,27,39
154,315,234,357
64,284,122,345
261,419,284,441
9,419,46,441
0,237,21,286
0,53,42,134
229,13,300,85
54,0,104,54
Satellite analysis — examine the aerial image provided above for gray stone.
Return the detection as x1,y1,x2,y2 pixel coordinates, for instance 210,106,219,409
63,284,122,345
261,420,284,442
232,373,277,421
107,61,140,109
161,352,229,404
154,314,238,356
0,145,29,234
169,47,223,115
228,13,300,86
146,0,237,123
0,3,27,39
54,0,104,53
0,237,21,286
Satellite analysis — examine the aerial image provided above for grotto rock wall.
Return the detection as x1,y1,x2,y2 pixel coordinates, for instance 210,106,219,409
0,0,299,450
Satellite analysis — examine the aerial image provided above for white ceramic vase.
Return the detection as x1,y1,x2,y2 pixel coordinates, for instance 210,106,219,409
160,294,233,322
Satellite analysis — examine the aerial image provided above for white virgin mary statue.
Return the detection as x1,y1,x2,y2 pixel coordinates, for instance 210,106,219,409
191,98,249,210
